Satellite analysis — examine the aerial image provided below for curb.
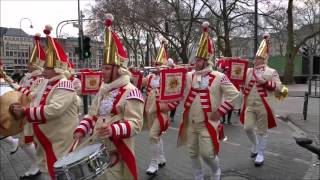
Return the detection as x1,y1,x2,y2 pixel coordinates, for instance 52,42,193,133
285,116,320,180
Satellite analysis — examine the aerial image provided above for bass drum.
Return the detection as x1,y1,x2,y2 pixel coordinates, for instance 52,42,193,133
0,84,29,136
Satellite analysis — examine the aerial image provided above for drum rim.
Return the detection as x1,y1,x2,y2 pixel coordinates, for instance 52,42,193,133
54,144,107,169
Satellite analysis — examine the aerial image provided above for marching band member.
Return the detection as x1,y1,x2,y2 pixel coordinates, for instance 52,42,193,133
167,58,178,122
177,22,239,180
143,38,179,175
4,33,46,178
215,57,233,124
73,14,144,180
10,25,79,180
240,33,283,166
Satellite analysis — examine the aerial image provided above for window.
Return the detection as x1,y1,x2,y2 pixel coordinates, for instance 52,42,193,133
10,51,13,56
25,52,28,57
6,52,9,56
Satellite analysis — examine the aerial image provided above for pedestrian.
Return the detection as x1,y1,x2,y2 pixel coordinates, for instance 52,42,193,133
177,21,239,180
73,14,144,180
6,33,46,179
10,25,79,180
143,38,179,175
240,33,284,167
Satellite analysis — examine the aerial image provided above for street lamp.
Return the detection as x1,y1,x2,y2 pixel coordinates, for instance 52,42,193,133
20,18,33,29
19,17,33,73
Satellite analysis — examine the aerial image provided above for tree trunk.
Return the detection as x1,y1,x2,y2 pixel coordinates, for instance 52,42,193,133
180,45,189,64
283,0,294,84
222,0,232,57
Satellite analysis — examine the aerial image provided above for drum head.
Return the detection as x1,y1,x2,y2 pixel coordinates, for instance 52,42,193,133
54,143,103,168
0,85,13,96
0,88,28,136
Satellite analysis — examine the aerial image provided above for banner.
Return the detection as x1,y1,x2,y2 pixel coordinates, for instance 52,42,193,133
159,68,187,101
78,69,102,95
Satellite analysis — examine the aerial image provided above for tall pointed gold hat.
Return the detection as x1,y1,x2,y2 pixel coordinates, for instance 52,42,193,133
29,33,46,70
103,14,128,67
155,37,168,66
256,33,270,61
195,21,214,60
43,25,69,73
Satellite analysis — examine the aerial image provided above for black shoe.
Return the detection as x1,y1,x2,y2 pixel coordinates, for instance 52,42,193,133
19,170,41,179
10,146,19,155
146,170,157,175
254,161,264,167
227,121,232,125
158,162,166,167
251,152,258,158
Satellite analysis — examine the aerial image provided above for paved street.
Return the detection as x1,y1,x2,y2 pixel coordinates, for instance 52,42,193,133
0,84,319,180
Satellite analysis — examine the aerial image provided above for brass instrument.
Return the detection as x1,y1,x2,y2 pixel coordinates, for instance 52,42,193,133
274,85,289,101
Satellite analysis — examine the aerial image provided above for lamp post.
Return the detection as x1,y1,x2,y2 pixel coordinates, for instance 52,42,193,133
19,17,33,74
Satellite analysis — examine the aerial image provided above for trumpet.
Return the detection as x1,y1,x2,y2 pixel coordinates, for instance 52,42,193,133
274,85,288,101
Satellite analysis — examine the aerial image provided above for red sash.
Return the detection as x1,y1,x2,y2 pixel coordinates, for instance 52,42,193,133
110,86,138,180
32,79,60,180
240,80,276,129
155,101,170,135
178,73,220,154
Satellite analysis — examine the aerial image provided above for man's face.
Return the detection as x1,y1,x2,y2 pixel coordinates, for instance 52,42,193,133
195,57,207,71
42,67,56,79
101,64,118,83
254,56,265,66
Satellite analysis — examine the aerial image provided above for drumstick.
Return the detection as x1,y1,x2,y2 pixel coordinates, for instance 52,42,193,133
0,69,14,84
69,138,80,153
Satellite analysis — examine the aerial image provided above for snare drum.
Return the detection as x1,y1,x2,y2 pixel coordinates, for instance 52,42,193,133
54,143,111,180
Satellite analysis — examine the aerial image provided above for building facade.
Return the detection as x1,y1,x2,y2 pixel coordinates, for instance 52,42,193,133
1,27,145,75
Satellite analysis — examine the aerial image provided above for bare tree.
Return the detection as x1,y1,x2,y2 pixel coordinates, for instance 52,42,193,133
283,0,320,84
86,0,146,66
201,0,253,57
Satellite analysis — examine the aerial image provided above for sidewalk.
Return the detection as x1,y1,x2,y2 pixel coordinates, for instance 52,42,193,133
275,83,320,180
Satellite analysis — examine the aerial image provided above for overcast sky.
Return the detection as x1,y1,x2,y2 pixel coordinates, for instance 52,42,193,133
0,0,95,37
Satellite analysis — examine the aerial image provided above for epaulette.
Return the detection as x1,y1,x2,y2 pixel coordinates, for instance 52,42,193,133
56,80,75,91
220,74,232,85
33,78,44,86
126,88,144,102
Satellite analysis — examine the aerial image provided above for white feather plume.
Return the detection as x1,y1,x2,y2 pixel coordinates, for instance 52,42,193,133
45,24,53,31
202,21,209,28
105,13,114,21
263,32,270,39
160,36,168,45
